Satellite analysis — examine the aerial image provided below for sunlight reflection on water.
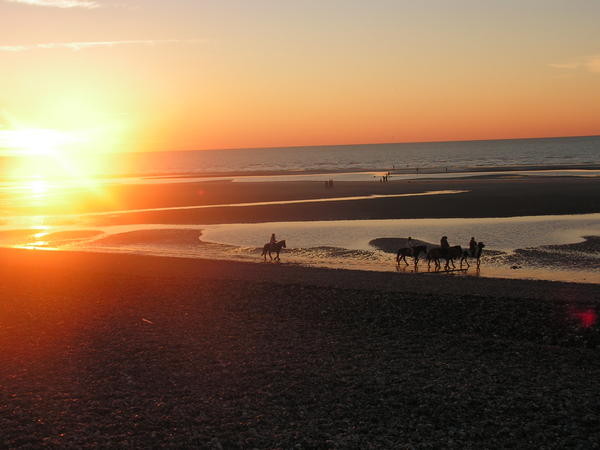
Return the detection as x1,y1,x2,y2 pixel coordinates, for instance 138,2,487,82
200,214,600,252
1,214,599,284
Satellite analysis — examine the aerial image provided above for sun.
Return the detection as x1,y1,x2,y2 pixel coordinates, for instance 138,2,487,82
3,127,104,181
3,128,81,156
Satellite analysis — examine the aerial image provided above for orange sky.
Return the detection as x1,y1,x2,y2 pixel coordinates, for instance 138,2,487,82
1,0,599,154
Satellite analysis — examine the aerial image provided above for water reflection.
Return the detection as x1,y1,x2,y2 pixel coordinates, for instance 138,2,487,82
199,215,600,283
1,213,599,284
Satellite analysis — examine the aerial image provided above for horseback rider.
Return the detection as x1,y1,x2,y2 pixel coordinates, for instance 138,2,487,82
469,237,477,257
269,233,277,248
440,236,449,256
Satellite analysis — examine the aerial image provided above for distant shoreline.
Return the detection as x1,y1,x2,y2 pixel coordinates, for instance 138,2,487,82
134,164,600,181
4,163,600,184
144,133,600,155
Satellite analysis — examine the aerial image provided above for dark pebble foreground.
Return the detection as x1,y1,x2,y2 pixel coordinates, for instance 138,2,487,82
1,250,600,448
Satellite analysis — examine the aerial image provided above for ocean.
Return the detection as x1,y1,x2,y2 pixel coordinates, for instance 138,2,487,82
101,135,600,177
2,135,599,180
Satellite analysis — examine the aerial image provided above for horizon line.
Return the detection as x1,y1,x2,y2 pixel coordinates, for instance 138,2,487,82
0,133,598,156
160,133,600,155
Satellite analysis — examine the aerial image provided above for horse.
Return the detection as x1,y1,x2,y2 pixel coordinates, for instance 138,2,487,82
262,240,287,261
427,245,464,270
396,245,427,266
460,242,485,269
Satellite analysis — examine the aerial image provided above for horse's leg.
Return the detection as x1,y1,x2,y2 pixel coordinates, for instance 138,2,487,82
402,255,408,265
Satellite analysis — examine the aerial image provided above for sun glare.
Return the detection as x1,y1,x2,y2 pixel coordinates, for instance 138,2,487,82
3,127,105,182
28,179,50,196
1,126,116,214
2,128,82,156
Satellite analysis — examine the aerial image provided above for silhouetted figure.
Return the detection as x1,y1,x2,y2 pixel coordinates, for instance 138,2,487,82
440,235,449,257
476,242,485,268
469,237,477,257
407,236,413,248
440,236,449,249
270,233,277,246
262,239,286,261
460,241,486,269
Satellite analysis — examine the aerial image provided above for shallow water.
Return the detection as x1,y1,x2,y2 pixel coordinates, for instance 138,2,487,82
199,214,600,253
137,168,600,184
2,213,597,284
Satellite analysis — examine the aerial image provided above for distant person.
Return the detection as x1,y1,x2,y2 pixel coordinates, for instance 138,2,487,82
440,236,449,249
469,237,477,256
440,235,449,256
407,236,414,248
269,233,277,246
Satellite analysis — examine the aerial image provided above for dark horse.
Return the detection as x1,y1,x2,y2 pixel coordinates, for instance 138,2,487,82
427,245,464,270
396,245,427,266
262,240,287,261
460,242,485,269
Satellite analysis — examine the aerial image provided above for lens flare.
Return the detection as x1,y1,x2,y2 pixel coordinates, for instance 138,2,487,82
0,128,83,156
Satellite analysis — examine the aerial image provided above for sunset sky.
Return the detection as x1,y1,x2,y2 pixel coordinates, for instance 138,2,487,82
1,0,599,154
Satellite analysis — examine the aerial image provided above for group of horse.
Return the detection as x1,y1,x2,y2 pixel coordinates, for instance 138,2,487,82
262,238,485,271
396,242,485,270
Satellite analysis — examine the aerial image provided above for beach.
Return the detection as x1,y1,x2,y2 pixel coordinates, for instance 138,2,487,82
9,175,600,223
2,248,600,447
3,173,599,284
2,163,600,446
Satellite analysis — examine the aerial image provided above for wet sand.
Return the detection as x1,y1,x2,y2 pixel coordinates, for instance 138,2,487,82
2,248,600,447
7,176,600,226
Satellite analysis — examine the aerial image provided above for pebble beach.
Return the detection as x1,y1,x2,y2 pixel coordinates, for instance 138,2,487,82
2,249,600,447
